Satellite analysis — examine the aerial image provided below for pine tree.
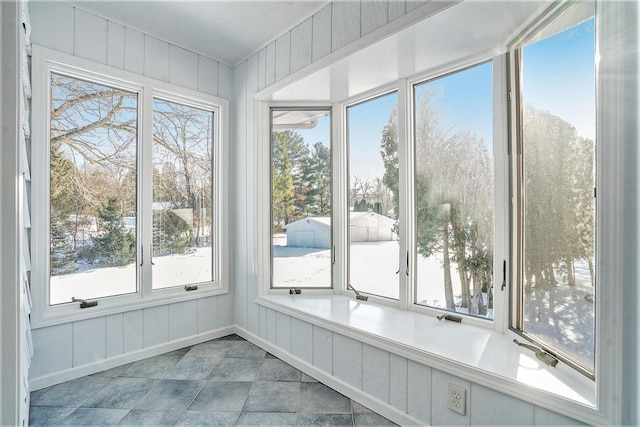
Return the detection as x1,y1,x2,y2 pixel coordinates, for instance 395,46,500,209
50,213,78,275
91,197,136,266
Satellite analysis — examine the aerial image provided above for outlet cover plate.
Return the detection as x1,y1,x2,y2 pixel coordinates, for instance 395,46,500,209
448,383,466,415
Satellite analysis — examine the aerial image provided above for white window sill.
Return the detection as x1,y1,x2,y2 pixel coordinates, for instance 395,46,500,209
256,294,597,423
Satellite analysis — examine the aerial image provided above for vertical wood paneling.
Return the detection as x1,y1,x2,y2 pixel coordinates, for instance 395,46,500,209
30,324,73,379
143,305,169,348
431,369,470,426
388,0,406,22
123,310,143,353
144,36,170,82
258,48,267,91
471,384,534,426
169,300,198,341
534,406,586,426
407,360,431,425
362,344,389,403
266,308,277,345
197,55,219,96
106,21,125,69
197,296,218,333
291,318,313,364
361,1,388,36
312,4,332,62
217,293,234,327
28,1,74,54
73,317,106,366
276,312,291,352
389,354,407,412
218,63,234,100
105,313,124,358
313,325,333,374
259,306,268,340
332,334,363,389
169,45,198,90
290,18,312,74
74,9,107,64
124,28,144,75
332,1,361,52
265,41,276,87
275,32,291,82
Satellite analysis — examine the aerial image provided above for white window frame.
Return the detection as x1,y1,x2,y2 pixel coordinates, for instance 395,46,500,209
31,45,229,328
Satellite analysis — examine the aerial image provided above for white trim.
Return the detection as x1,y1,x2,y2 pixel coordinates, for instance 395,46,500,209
29,325,235,391
235,326,426,427
30,45,230,329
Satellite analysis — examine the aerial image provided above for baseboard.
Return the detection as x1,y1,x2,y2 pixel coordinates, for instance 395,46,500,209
234,326,425,427
29,325,235,391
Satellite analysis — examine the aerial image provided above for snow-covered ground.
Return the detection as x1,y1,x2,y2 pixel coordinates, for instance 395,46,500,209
50,247,213,305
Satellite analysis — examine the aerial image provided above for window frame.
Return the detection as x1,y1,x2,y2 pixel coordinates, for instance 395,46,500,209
31,45,230,328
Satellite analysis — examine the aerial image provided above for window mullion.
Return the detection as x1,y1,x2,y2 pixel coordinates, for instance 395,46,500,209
139,88,154,297
333,102,347,295
398,79,412,310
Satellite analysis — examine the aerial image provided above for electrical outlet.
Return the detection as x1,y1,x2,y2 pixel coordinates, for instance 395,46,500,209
448,383,466,415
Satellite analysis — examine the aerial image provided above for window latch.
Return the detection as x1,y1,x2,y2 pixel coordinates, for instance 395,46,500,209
437,313,462,323
72,297,98,308
513,339,559,367
501,260,506,291
289,288,301,295
184,285,198,291
347,284,368,301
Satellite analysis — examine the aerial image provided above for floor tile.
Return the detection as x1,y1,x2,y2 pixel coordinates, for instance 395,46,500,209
81,377,158,409
121,355,182,379
351,400,373,413
175,410,240,426
30,376,113,407
165,356,223,380
296,413,354,426
226,341,267,358
29,406,76,427
135,379,204,410
90,364,131,378
218,333,246,341
188,381,252,411
301,373,318,382
208,357,263,381
353,412,397,426
256,359,302,382
243,381,301,412
236,412,296,426
116,409,183,426
58,408,129,426
163,346,193,357
265,352,278,359
186,340,234,358
297,382,352,414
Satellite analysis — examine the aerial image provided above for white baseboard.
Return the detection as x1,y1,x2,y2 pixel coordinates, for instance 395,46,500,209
29,325,235,391
234,326,425,427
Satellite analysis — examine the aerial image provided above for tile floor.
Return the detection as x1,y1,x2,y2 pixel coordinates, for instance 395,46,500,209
29,334,397,426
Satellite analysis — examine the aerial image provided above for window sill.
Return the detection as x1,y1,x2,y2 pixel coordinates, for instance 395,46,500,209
256,294,598,423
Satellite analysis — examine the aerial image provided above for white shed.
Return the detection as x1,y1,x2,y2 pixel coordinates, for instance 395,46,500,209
285,212,396,248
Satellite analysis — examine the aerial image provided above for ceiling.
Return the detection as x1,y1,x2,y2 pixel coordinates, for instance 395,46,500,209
66,0,329,66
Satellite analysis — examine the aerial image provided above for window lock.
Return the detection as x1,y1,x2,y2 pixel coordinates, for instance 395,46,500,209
71,297,98,309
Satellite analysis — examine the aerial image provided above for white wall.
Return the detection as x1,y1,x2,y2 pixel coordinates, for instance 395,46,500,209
230,1,638,425
27,1,235,387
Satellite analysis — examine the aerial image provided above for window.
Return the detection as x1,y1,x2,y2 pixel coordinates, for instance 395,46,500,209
413,62,494,319
347,92,399,300
511,2,596,376
32,47,228,326
270,108,332,289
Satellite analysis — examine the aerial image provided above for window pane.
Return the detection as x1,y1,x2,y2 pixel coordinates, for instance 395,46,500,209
520,12,596,371
152,99,214,289
271,109,332,288
49,73,138,304
347,93,399,299
414,62,494,319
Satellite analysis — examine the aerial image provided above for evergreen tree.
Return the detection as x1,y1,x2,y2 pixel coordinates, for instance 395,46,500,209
91,197,136,266
50,213,78,275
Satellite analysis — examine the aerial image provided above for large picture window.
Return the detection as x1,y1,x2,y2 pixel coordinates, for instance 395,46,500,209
513,3,596,375
32,47,228,326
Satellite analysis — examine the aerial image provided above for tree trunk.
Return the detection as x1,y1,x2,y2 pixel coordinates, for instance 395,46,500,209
443,221,455,311
566,258,575,286
587,257,595,286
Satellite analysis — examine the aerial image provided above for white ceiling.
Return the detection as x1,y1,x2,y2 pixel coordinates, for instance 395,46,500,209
67,0,329,66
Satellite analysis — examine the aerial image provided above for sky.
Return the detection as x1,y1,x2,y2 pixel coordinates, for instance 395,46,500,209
281,16,595,178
